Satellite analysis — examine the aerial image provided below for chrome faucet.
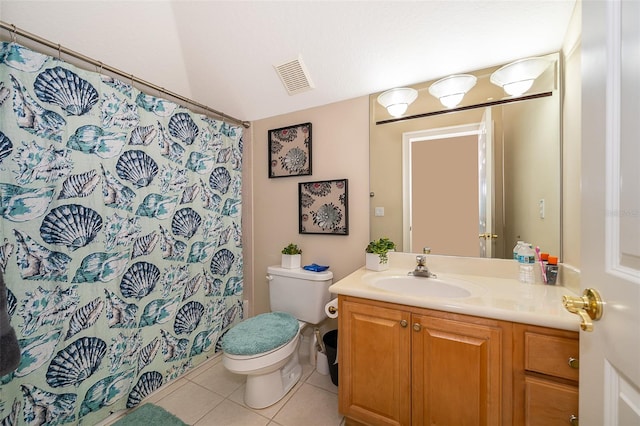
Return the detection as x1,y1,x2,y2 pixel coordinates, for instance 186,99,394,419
409,255,436,278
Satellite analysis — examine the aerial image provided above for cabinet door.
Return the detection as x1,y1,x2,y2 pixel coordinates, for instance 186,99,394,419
339,298,411,426
524,376,578,426
413,314,503,426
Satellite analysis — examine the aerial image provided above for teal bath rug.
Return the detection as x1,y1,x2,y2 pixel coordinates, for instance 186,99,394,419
112,403,187,426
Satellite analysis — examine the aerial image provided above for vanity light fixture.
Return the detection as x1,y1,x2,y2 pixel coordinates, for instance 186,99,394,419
428,74,477,109
377,87,418,117
490,57,550,96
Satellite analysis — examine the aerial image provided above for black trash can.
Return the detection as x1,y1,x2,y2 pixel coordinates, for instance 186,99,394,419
323,329,338,386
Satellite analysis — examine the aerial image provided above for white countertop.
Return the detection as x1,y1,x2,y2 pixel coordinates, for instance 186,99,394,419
329,254,581,331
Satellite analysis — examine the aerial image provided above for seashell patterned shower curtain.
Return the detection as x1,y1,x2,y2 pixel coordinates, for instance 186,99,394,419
0,42,244,425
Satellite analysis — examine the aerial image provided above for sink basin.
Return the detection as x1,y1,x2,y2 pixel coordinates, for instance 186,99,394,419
367,275,480,298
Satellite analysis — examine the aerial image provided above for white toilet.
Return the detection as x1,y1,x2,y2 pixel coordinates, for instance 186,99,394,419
221,265,333,409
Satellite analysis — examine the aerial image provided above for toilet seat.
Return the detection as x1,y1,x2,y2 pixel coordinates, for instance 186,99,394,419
224,334,294,361
223,330,300,374
222,311,299,356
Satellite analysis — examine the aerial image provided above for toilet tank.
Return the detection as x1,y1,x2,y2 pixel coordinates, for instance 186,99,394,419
267,266,333,324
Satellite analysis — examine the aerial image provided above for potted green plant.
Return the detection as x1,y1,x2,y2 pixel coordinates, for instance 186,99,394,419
281,243,302,269
365,237,396,271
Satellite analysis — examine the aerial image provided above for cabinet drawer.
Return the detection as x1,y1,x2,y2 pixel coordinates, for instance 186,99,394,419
525,376,578,426
525,332,579,381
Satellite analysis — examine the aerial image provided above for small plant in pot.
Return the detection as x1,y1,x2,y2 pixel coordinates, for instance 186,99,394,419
281,243,302,269
365,237,396,271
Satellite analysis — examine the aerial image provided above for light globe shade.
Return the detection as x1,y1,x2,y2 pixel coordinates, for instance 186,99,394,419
438,93,465,109
377,87,418,117
503,80,534,96
428,74,477,108
490,57,551,96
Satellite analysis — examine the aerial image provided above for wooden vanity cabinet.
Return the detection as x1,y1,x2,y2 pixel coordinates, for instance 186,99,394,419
338,297,411,426
513,324,579,426
338,296,511,426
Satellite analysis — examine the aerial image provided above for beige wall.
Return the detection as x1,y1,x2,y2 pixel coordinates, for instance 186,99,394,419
248,97,370,315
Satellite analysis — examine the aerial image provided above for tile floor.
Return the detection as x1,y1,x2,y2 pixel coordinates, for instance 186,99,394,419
100,352,344,426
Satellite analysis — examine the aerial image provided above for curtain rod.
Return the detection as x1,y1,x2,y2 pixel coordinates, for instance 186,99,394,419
0,21,251,128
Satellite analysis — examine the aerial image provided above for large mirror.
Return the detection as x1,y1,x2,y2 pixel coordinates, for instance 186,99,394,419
369,52,561,260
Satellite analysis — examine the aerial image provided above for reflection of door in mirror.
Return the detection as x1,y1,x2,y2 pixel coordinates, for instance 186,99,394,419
478,107,494,258
403,114,494,257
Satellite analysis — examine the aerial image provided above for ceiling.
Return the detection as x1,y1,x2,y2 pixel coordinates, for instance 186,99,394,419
0,1,576,123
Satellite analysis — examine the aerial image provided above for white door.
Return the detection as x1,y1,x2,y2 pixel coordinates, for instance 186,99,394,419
579,1,640,424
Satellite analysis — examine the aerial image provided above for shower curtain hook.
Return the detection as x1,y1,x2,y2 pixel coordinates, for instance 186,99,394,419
130,74,134,89
57,43,61,60
97,61,103,75
10,25,17,43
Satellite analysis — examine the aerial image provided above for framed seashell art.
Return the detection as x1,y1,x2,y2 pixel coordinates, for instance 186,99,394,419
298,179,348,235
268,122,312,178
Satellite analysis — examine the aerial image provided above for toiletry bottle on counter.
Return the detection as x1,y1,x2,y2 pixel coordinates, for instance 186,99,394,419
546,256,559,285
518,244,536,284
513,241,524,260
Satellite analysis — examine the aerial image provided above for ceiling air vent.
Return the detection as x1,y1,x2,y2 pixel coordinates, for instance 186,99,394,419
274,56,315,95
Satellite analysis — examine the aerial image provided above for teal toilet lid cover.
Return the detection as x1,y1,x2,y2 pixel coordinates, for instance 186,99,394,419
222,311,299,355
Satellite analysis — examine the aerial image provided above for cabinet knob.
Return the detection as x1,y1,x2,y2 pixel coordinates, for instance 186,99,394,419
568,357,579,369
569,414,579,425
413,323,421,332
400,320,408,328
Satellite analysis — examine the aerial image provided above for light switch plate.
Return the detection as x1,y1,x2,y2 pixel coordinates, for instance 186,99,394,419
375,207,384,217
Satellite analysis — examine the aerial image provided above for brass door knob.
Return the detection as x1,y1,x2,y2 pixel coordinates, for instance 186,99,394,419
400,320,408,328
413,323,421,332
562,288,603,332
